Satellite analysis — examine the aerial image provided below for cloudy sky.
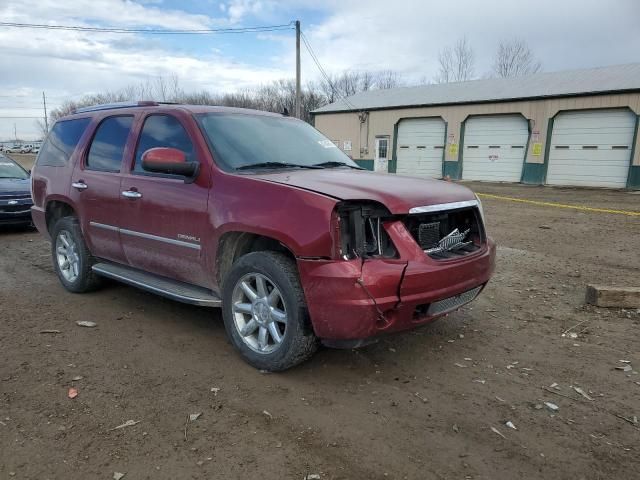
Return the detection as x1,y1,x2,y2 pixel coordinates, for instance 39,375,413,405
1,0,639,140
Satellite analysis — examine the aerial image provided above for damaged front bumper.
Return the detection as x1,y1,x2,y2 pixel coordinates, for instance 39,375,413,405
297,220,496,342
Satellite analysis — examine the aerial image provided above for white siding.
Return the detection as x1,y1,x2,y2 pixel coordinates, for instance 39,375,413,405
462,115,529,182
546,109,635,188
396,118,446,177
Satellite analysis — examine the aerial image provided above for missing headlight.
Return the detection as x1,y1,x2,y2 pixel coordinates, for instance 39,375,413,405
336,201,397,259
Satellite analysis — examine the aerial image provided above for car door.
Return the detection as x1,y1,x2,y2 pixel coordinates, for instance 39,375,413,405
119,112,211,287
70,115,135,264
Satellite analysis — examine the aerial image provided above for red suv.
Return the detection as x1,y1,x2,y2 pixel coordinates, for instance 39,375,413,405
31,102,495,371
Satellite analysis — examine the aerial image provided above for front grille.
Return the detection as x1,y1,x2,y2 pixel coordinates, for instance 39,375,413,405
0,193,31,200
0,205,31,213
426,286,482,316
404,206,484,260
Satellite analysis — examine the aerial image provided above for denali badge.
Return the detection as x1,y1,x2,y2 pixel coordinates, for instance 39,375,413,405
425,228,471,254
177,234,200,243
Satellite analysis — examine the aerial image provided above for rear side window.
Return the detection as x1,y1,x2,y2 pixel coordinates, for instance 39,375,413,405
133,115,196,173
86,116,133,172
37,118,90,167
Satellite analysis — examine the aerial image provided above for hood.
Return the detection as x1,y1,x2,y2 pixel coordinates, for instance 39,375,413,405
256,169,475,214
0,177,31,196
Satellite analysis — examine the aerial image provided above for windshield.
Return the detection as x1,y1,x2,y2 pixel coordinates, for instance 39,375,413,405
196,113,360,171
0,159,28,179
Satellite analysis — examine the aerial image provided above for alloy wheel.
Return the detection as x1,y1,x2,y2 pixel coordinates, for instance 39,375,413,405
55,230,80,283
231,273,288,354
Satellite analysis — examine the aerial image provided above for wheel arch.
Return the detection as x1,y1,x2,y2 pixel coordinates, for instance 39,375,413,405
45,199,77,234
216,231,297,287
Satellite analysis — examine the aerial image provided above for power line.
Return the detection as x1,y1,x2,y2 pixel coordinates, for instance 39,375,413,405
0,21,295,35
300,31,357,110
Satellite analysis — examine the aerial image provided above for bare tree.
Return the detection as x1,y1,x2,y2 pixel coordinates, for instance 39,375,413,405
434,37,475,83
48,68,404,125
34,119,48,139
374,70,404,89
492,39,542,77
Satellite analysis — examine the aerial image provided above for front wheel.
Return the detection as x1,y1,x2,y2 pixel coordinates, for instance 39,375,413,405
221,251,318,371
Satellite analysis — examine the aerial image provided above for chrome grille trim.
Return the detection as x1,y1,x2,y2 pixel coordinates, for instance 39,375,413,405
409,200,479,215
427,286,482,316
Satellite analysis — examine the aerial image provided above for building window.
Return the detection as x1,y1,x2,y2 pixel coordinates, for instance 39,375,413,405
376,137,389,159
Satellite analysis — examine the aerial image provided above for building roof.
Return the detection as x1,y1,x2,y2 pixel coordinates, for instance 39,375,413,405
312,63,640,114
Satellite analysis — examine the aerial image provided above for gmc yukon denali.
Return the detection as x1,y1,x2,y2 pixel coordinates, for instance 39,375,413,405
31,102,496,371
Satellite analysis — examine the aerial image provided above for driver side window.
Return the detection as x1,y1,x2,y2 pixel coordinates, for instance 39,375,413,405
134,115,196,174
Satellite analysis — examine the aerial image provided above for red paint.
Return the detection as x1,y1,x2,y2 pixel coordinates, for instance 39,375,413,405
32,104,496,342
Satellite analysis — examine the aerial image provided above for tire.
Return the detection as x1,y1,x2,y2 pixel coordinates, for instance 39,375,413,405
221,251,318,371
51,216,101,293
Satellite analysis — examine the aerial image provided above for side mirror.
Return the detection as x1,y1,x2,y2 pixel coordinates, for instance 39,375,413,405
141,147,198,178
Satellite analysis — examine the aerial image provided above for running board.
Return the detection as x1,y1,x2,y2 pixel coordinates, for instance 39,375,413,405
92,262,221,307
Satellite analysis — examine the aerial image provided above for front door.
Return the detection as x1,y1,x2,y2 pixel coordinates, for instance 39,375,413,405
118,113,211,287
375,136,389,172
70,115,135,264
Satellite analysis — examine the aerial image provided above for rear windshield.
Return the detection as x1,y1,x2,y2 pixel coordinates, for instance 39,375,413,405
196,113,359,171
0,159,28,179
38,117,91,167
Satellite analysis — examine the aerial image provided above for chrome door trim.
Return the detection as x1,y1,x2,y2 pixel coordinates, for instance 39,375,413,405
88,222,201,250
120,228,201,250
409,199,479,214
89,221,119,232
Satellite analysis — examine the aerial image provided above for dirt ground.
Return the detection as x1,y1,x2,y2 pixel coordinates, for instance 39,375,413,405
1,176,639,479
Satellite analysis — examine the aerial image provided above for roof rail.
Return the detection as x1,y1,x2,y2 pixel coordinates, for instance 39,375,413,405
74,101,159,114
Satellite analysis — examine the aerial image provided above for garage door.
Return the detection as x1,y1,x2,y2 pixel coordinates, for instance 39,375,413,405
547,109,635,188
396,118,446,177
462,115,529,182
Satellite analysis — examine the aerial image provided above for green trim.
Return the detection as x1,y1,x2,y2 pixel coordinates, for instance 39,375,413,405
455,118,466,180
626,115,640,189
389,122,398,173
440,121,448,178
541,117,555,184
519,118,533,183
521,163,546,184
443,161,460,179
355,159,374,171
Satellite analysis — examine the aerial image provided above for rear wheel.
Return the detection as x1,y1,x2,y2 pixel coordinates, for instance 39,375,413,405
222,251,318,371
51,216,101,293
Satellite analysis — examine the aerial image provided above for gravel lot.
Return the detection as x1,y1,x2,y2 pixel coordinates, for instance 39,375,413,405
1,169,639,479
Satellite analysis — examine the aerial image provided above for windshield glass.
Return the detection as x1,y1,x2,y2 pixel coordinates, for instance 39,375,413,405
0,159,28,179
196,113,359,171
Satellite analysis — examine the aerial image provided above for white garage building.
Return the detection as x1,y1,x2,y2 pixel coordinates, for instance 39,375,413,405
312,63,640,189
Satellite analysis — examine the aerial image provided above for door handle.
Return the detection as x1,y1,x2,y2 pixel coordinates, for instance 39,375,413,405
121,190,142,199
72,181,88,191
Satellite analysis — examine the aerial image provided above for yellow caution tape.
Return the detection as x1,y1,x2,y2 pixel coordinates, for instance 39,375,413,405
476,193,640,217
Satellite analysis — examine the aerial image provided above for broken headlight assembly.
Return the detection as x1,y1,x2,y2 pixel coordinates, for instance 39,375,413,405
334,201,398,260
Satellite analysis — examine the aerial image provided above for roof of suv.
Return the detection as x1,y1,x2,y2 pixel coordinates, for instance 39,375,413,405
64,101,284,120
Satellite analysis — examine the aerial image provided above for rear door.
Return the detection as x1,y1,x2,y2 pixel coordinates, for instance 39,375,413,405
461,115,529,182
396,118,446,178
70,115,135,264
118,112,211,287
546,109,635,188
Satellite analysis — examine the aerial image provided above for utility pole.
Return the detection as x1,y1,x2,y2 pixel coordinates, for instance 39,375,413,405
42,91,49,134
295,20,301,119
14,123,17,141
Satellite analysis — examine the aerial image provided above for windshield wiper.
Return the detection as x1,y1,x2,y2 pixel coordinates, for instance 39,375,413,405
312,161,364,170
236,161,322,171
